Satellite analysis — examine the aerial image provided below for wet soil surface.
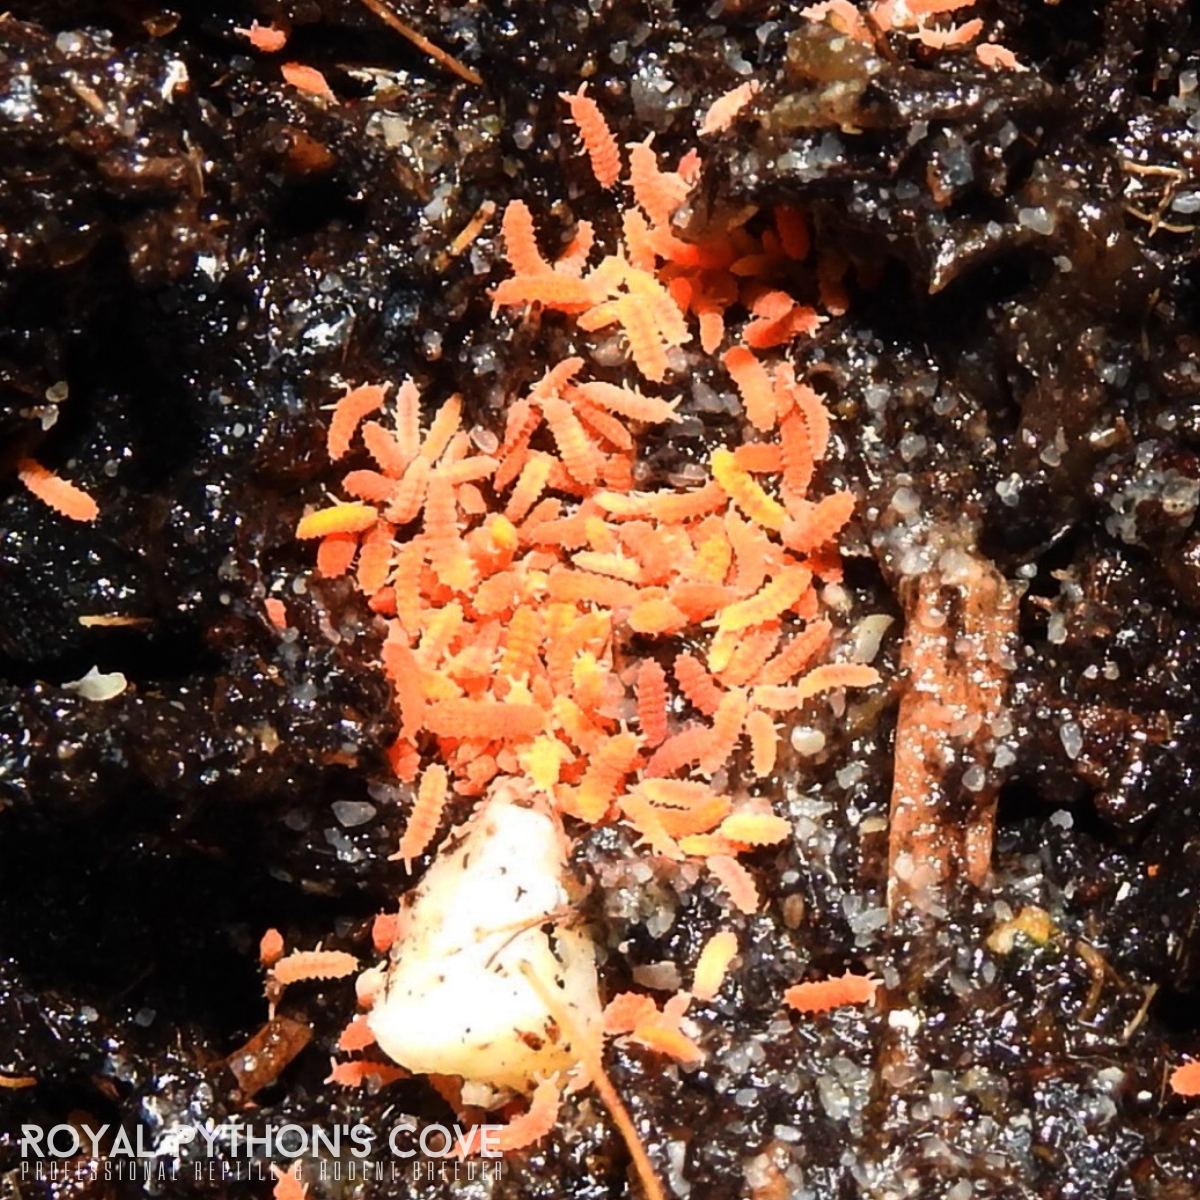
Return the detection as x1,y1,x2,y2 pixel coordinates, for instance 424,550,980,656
2,2,1200,1198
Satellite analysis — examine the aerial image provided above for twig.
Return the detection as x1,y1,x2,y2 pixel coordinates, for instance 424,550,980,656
353,0,483,86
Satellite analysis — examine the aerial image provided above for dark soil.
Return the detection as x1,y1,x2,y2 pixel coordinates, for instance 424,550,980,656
2,2,1200,1198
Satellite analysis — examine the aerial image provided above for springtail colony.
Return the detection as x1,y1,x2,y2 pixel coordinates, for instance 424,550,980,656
271,42,913,1200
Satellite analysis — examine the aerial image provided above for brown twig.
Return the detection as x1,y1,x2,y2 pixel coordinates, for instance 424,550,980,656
353,0,483,87
887,539,1019,919
519,961,665,1200
436,199,497,271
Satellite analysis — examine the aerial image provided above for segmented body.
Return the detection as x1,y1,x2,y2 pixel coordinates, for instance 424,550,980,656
628,596,688,635
272,950,359,985
743,709,778,776
296,503,378,540
395,764,449,867
651,793,731,838
316,531,358,578
603,992,659,1035
758,619,832,685
711,449,786,530
383,456,431,526
328,383,387,459
501,199,551,276
692,931,738,1001
498,604,542,681
723,346,777,432
627,136,690,227
338,1015,377,1052
779,409,815,499
575,380,679,425
356,524,394,595
616,294,670,383
382,631,426,741
697,688,749,775
343,468,401,504
424,698,544,739
673,652,723,716
620,792,684,859
572,550,642,583
491,1078,562,1153
575,731,640,821
647,484,730,525
424,472,477,591
420,394,463,462
708,854,759,914
493,274,597,312
699,80,761,136
542,395,603,486
718,621,782,687
575,401,635,451
718,566,812,634
753,662,880,709
556,220,595,275
561,85,621,188
645,723,711,777
718,812,790,845
781,492,856,554
635,659,670,747
784,972,878,1015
